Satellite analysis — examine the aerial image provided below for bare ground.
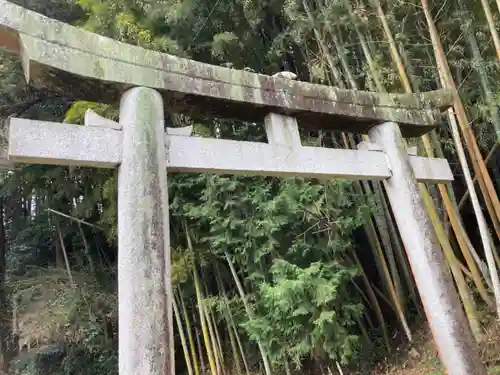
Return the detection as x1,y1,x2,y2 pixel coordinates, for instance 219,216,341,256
371,318,500,375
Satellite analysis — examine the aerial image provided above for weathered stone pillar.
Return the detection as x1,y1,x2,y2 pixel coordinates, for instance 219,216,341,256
118,87,173,375
367,121,486,375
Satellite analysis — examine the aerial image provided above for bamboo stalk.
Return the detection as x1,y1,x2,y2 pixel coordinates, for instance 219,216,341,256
179,288,201,375
173,294,194,375
369,0,411,90
55,221,74,287
379,185,421,310
225,252,273,375
327,22,413,339
193,265,218,375
418,5,500,231
217,274,251,375
215,266,247,375
442,187,494,298
350,251,391,349
372,0,495,308
343,0,385,92
422,0,500,224
462,6,500,146
206,305,224,375
459,144,499,210
351,280,377,328
421,0,500,317
355,315,372,344
373,184,406,306
227,304,251,375
195,327,206,373
301,0,345,88
303,0,412,343
479,0,500,59
495,0,500,20
339,5,423,317
77,221,95,275
185,223,218,375
420,185,484,341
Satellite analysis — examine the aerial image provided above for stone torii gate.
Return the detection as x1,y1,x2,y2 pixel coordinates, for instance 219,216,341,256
0,1,487,374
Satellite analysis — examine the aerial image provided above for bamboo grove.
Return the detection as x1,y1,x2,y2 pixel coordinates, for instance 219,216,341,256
1,0,500,374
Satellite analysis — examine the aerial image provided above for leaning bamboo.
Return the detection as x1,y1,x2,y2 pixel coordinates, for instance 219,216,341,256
225,252,273,375
442,190,494,299
372,0,494,308
350,251,391,349
379,185,421,310
185,223,218,375
173,293,195,375
179,287,201,375
420,0,500,317
328,22,414,339
495,0,500,21
304,0,413,340
423,2,500,226
479,0,500,60
459,144,499,210
420,185,484,341
215,266,248,375
193,265,219,375
205,304,224,375
221,296,250,374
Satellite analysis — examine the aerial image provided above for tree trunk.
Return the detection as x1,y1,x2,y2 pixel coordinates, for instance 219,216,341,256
0,198,15,373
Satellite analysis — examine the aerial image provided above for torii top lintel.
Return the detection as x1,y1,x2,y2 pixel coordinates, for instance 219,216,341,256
0,0,453,137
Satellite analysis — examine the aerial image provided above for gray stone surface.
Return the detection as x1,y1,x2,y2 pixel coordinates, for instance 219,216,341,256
117,87,173,375
264,113,302,147
85,109,121,129
368,121,485,375
6,116,453,182
0,0,454,137
0,2,466,370
8,117,122,167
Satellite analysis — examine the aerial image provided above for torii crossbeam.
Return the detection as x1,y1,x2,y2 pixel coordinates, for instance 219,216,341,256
0,1,486,375
0,0,454,138
7,116,453,183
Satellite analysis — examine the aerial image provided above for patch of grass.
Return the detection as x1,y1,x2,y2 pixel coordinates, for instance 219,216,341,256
489,366,500,374
423,355,441,369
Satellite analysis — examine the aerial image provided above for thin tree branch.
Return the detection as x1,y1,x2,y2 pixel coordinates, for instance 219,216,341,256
46,208,104,231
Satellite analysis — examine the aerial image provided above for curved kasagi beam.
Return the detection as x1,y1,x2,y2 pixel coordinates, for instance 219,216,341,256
0,0,454,137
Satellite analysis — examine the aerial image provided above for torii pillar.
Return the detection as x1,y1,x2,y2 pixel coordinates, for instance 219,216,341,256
0,1,488,374
118,87,173,375
367,122,483,374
